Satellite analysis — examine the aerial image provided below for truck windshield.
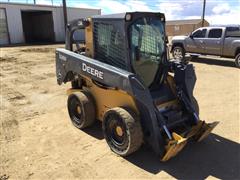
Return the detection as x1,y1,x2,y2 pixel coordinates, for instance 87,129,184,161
129,17,165,87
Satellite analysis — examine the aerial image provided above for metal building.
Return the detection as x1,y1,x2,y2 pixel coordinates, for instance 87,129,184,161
166,19,209,36
0,2,101,45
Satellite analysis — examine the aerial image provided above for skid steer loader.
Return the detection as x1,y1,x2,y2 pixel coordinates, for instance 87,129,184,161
56,12,219,161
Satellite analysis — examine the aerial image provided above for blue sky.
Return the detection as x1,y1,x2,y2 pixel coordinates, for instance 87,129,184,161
1,0,240,24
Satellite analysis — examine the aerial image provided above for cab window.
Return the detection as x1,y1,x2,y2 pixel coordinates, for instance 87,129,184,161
72,29,85,52
129,17,165,87
192,29,206,38
93,22,126,70
208,29,222,38
226,27,240,37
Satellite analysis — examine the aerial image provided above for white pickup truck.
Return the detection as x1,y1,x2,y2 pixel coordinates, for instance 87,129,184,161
171,26,240,68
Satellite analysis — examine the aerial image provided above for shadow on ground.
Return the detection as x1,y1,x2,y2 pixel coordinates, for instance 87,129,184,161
125,133,240,179
188,57,236,68
83,121,104,140
82,121,239,179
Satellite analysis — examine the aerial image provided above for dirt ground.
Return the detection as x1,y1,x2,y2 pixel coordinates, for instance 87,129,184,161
0,45,239,180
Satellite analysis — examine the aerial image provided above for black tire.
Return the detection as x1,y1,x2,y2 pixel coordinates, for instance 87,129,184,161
172,46,185,61
235,53,240,68
67,91,95,129
102,107,143,156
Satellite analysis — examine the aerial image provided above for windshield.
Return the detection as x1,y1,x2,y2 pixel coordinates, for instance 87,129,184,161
129,17,165,87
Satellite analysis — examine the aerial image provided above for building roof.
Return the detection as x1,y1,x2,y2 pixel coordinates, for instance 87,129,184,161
166,19,208,25
0,2,101,11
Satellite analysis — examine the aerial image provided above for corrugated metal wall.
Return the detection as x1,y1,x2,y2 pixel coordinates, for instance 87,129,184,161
170,24,197,36
0,3,101,45
0,8,9,45
166,21,210,36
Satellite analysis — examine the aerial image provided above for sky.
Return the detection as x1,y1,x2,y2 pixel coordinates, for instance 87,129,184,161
1,0,240,24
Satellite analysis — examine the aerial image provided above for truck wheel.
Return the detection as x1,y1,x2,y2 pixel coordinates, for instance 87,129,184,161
235,53,240,68
67,91,95,129
172,46,185,61
102,107,143,156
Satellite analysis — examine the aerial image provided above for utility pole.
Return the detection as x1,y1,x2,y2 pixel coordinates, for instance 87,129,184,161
63,0,68,32
33,0,36,4
201,0,206,27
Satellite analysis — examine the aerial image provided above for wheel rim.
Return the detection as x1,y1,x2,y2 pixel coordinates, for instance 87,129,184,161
105,113,128,150
237,56,240,66
173,48,183,59
116,126,123,137
68,95,83,126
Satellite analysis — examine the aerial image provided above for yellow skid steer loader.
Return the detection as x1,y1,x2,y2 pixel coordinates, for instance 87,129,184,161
55,12,219,161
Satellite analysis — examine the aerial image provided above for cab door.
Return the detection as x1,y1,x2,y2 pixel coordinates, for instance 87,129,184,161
185,28,207,54
203,28,223,55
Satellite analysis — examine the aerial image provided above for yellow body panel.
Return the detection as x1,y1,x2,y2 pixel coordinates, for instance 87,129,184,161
67,75,180,121
86,85,138,121
85,18,94,58
67,77,138,121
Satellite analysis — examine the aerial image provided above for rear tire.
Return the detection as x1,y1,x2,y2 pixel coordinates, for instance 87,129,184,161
67,91,95,129
235,53,240,68
102,107,143,156
172,46,185,61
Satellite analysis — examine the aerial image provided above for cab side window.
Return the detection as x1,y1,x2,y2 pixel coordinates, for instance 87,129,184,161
192,29,206,38
208,29,222,38
93,22,126,70
225,27,240,37
72,29,85,52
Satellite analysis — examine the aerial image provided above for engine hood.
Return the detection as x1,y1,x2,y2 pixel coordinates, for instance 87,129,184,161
172,36,188,41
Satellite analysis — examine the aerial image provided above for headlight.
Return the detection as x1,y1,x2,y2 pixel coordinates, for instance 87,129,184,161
125,13,132,21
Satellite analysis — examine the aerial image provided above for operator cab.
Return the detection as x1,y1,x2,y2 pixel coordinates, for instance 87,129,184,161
66,12,168,89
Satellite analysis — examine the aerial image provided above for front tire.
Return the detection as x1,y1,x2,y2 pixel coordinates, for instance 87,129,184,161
235,53,240,68
102,107,143,156
172,46,185,61
67,91,95,129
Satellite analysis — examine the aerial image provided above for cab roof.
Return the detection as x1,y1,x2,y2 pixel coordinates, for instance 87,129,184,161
92,12,165,20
